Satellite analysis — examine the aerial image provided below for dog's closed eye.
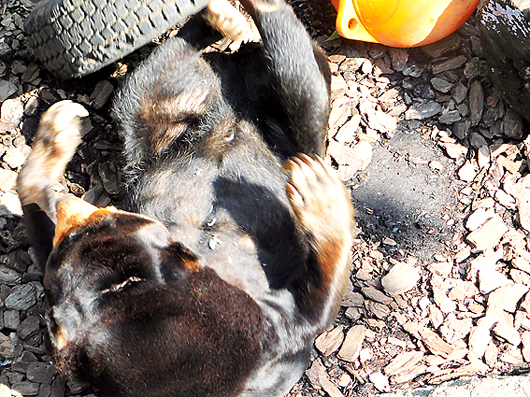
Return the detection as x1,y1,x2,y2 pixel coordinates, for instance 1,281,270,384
101,276,144,294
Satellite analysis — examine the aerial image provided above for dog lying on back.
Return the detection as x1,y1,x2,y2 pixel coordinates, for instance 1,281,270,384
17,0,354,395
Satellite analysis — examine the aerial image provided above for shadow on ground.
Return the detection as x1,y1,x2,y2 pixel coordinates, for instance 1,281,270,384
350,126,462,261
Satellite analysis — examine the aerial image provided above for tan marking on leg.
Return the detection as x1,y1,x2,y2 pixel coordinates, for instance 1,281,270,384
284,154,355,325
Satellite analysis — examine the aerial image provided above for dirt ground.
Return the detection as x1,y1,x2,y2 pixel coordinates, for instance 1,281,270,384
2,0,530,396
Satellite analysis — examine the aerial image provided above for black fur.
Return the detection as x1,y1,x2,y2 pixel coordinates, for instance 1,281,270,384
17,0,354,396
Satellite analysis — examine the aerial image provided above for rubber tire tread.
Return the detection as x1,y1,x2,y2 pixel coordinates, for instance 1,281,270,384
24,0,211,79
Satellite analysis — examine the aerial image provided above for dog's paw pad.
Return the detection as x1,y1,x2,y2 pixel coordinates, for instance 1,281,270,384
284,154,354,239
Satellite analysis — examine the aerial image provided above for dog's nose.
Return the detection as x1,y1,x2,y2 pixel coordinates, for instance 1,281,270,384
53,196,119,247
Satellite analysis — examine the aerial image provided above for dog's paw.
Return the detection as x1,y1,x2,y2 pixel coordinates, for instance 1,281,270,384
38,100,88,156
204,0,260,42
33,101,88,180
284,154,354,245
17,101,88,209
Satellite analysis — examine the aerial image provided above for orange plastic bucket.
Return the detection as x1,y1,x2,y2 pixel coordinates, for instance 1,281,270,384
330,0,480,47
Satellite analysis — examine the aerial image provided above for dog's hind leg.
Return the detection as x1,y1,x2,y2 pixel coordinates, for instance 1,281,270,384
239,0,331,156
284,154,354,331
17,101,88,268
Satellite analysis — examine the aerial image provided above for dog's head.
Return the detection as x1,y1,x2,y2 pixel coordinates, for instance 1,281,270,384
45,197,263,397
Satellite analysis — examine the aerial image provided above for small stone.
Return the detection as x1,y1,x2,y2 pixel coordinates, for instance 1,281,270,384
0,265,21,286
479,268,512,294
314,359,344,397
384,351,424,376
342,291,364,307
381,261,421,296
5,283,37,311
405,101,442,120
451,81,468,104
429,260,452,276
369,372,390,392
441,142,467,160
429,304,445,328
432,286,457,313
502,107,524,140
389,48,409,72
430,77,453,93
382,237,397,246
365,300,391,319
429,160,444,171
506,174,530,233
315,325,345,356
0,80,17,101
466,215,508,252
484,341,498,367
488,284,529,314
328,140,372,175
418,326,455,357
431,55,467,74
499,345,524,365
0,334,14,359
0,97,24,125
495,189,516,210
361,286,393,305
3,145,31,169
26,362,56,384
338,325,366,362
90,80,114,109
453,119,471,139
4,310,20,330
0,169,17,193
367,110,397,135
11,382,39,396
458,161,477,182
439,109,462,124
345,307,362,321
493,319,521,346
7,250,31,272
328,101,351,129
469,80,484,126
24,96,39,116
0,191,23,217
469,321,493,359
466,207,495,231
439,314,473,344
334,114,361,143
17,315,40,339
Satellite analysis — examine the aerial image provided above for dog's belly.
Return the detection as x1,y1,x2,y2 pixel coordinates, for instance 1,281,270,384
129,147,302,297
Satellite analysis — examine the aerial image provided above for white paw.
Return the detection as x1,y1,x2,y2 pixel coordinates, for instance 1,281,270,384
204,0,260,42
40,100,88,141
284,154,354,240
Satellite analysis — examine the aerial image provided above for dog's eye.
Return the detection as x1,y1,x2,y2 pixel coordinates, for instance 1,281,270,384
101,276,143,294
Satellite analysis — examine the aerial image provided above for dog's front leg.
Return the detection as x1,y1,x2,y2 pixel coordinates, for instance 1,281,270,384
17,100,88,268
239,0,331,156
284,154,354,331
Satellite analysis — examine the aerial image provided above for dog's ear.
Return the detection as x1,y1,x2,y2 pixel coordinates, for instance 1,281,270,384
162,241,201,276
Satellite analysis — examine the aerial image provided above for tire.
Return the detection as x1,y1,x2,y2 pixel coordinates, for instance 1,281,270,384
24,0,211,79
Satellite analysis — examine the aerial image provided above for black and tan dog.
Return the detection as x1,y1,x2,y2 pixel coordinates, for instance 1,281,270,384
17,0,354,395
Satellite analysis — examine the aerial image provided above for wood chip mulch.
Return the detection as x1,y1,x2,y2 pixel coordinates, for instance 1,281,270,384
1,1,530,396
